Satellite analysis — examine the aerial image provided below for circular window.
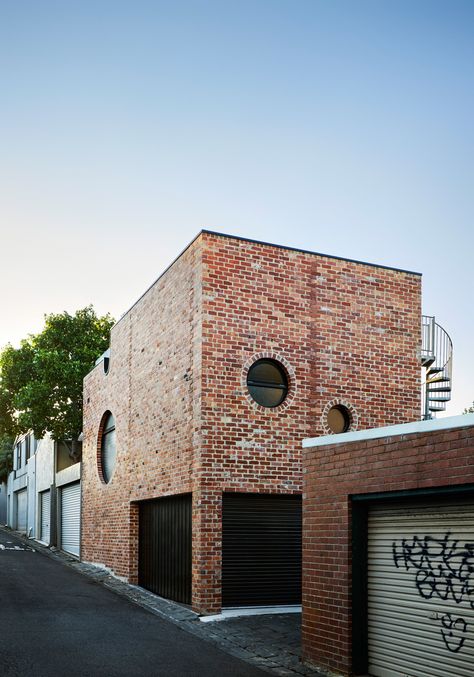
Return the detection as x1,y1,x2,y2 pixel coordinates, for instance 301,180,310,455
99,412,116,483
327,405,351,433
246,359,288,408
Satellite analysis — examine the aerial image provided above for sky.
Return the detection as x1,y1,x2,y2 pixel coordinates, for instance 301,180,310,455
0,0,473,417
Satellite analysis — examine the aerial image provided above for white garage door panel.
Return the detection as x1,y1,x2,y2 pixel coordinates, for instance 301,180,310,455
17,489,27,532
40,490,50,543
61,482,80,556
368,502,474,677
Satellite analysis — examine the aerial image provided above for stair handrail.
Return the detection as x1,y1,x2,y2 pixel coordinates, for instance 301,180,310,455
421,315,453,419
421,315,435,362
424,315,453,380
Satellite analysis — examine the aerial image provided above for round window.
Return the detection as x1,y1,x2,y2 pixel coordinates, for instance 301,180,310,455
99,412,116,483
327,405,351,433
246,359,288,408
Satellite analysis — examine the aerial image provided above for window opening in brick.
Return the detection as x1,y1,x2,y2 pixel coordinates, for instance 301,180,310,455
100,412,116,483
247,359,288,408
327,405,351,433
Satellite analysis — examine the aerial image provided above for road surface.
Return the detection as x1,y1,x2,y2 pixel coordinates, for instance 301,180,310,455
0,528,266,677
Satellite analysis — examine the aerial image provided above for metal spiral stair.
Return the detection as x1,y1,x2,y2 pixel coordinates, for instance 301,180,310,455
421,315,453,419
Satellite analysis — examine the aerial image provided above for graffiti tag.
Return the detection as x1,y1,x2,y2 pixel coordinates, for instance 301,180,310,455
392,532,473,653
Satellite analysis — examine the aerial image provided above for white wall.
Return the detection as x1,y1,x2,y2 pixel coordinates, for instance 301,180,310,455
36,436,55,493
0,482,7,524
27,455,36,536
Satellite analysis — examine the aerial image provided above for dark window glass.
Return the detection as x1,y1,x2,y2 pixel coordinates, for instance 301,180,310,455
101,413,116,483
247,359,288,408
327,405,351,433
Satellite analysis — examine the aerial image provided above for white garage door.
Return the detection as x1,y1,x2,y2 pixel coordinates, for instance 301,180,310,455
40,490,50,544
61,482,80,556
16,489,27,532
368,501,474,677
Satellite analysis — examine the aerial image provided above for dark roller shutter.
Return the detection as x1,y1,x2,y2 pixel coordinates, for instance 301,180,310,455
222,492,302,607
139,494,191,605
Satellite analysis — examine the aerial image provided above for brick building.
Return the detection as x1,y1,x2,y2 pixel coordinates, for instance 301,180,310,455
302,414,474,677
81,230,421,614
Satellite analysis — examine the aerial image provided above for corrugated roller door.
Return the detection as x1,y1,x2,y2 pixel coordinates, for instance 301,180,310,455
222,493,302,607
60,482,80,556
40,490,50,543
368,501,474,677
16,489,27,532
139,494,192,605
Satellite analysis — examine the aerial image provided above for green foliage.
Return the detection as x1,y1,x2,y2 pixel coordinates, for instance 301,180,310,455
0,434,13,483
0,306,114,442
463,402,474,414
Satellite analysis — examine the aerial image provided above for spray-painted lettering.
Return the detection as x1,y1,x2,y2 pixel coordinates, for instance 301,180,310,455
392,532,473,653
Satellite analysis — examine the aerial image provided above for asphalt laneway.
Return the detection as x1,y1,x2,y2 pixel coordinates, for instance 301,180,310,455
0,529,266,677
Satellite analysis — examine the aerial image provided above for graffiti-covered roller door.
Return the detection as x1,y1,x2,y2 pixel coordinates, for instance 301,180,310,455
368,502,474,677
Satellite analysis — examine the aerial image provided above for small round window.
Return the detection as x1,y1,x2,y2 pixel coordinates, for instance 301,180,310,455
100,412,116,483
327,405,351,433
247,359,288,408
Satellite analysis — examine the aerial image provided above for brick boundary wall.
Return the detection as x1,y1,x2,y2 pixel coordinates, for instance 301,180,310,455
302,415,474,676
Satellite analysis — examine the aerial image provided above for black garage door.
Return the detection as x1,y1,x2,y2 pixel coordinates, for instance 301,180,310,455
139,494,192,605
222,492,302,607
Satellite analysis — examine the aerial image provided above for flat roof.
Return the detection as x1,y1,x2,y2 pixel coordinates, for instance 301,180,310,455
115,229,422,327
201,230,422,276
303,413,474,449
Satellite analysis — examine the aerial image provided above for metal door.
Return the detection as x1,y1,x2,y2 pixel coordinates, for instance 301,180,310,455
40,490,50,544
139,494,192,604
222,493,302,607
60,482,80,556
368,501,474,677
16,489,27,533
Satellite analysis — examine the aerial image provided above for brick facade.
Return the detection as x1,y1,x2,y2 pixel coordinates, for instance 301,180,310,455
302,416,474,676
82,230,421,614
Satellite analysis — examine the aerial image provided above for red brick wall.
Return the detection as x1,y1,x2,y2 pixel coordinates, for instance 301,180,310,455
82,230,421,613
193,233,420,612
302,422,474,676
81,237,203,580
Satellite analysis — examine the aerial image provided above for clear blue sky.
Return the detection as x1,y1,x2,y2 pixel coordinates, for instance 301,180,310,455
1,1,473,415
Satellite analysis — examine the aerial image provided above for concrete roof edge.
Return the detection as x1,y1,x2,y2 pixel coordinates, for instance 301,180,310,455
302,413,474,449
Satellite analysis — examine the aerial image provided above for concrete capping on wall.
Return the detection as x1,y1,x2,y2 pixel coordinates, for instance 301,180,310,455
56,462,81,488
303,413,474,449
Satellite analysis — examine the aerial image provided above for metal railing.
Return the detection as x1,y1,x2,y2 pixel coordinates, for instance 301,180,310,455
421,315,453,419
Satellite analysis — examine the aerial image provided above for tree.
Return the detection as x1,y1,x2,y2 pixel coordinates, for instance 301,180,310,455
0,433,13,483
0,306,114,457
463,402,474,414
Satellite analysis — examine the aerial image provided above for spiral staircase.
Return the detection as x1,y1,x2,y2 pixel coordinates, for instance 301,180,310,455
421,315,453,419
